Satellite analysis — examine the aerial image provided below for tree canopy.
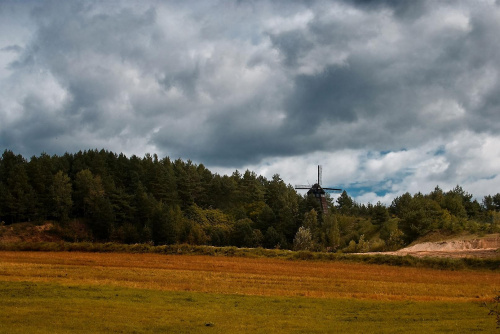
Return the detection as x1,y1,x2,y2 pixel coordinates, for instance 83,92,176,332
1,149,498,251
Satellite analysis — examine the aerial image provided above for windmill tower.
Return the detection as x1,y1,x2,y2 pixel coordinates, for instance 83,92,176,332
295,165,341,213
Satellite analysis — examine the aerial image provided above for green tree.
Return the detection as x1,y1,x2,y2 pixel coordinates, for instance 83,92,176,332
442,191,467,218
246,201,275,232
266,175,299,244
487,211,500,233
398,194,442,243
179,219,207,245
231,218,260,247
390,192,412,216
114,222,141,244
370,201,389,225
293,226,313,251
483,195,496,211
51,171,73,222
344,239,357,253
336,190,354,214
195,163,214,208
446,186,477,218
149,157,178,206
240,170,265,204
150,202,180,245
356,234,370,253
108,186,135,226
74,169,114,239
263,226,286,249
3,164,36,223
303,208,319,245
428,186,444,206
174,159,203,209
89,195,114,240
26,153,56,220
322,212,340,250
208,174,237,210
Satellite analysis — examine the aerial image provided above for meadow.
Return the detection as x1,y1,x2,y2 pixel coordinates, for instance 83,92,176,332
1,251,499,333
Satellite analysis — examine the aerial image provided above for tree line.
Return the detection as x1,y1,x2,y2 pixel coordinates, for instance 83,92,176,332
0,149,499,251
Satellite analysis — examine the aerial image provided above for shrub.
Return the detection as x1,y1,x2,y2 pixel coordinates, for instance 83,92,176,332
293,226,313,251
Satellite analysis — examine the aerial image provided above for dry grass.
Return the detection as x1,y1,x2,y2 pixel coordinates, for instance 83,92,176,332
0,251,498,302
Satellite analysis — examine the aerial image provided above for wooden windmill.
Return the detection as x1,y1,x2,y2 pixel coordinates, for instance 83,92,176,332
295,165,342,213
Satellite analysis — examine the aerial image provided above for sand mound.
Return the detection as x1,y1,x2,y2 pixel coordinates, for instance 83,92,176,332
384,235,500,259
399,236,499,253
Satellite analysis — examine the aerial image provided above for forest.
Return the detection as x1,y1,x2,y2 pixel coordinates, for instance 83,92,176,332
1,149,499,252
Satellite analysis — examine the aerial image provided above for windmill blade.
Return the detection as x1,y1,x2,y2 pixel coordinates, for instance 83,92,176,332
323,187,342,193
295,184,312,189
318,165,322,186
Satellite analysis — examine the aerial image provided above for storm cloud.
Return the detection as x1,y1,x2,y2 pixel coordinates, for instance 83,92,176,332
2,0,500,203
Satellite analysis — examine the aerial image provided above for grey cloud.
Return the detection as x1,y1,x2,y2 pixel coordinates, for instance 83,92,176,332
12,3,163,138
1,45,23,53
281,55,424,151
285,64,366,127
152,103,290,166
158,65,200,98
269,30,313,67
2,0,500,176
266,1,500,156
6,45,38,69
0,94,69,154
343,0,429,19
31,5,158,70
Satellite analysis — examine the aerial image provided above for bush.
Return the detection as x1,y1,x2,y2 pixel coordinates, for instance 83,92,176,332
293,226,313,251
343,240,357,253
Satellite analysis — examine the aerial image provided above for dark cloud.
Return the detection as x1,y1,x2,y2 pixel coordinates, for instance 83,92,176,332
343,0,428,19
1,45,23,53
0,93,69,155
158,65,200,99
266,1,500,156
1,0,500,203
286,64,366,128
269,30,313,67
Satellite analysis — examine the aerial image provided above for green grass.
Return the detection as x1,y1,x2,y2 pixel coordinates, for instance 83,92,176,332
0,281,496,333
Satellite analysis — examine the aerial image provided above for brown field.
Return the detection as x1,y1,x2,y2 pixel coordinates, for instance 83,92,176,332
0,251,498,302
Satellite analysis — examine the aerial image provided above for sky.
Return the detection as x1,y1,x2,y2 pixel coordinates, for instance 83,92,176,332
1,0,500,205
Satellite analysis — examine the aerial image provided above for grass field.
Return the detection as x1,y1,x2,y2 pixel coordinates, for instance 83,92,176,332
1,251,499,333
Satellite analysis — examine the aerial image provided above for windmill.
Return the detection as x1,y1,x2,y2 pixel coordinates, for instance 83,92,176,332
295,165,342,213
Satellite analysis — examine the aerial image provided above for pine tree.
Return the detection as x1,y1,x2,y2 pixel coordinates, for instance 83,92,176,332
51,171,73,222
